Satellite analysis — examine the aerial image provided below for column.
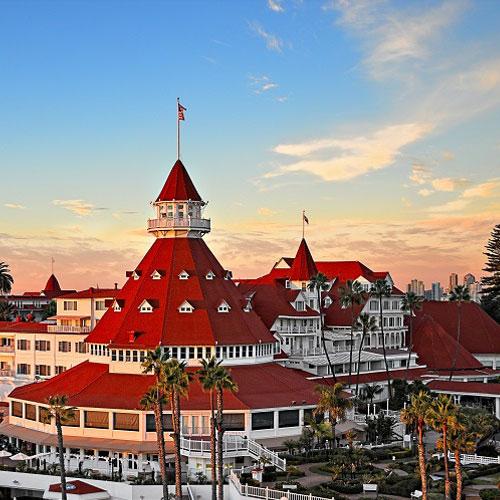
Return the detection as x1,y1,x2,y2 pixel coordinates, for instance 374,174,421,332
495,397,500,420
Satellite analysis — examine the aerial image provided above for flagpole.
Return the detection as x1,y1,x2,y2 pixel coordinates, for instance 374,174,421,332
176,97,180,160
302,210,305,239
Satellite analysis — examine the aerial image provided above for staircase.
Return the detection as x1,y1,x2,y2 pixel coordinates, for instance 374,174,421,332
180,435,286,470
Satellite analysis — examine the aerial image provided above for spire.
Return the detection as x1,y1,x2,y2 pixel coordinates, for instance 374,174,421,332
156,160,202,202
289,239,318,281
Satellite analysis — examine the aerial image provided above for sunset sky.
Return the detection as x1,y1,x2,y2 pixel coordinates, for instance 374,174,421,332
1,0,499,293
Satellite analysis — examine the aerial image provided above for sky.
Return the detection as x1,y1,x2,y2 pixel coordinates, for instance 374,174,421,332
1,0,499,293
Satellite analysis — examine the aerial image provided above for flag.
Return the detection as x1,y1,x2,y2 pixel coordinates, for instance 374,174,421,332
303,212,309,225
178,102,186,121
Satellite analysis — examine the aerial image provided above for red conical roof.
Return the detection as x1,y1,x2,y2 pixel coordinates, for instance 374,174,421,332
156,160,202,202
44,274,61,293
289,239,318,281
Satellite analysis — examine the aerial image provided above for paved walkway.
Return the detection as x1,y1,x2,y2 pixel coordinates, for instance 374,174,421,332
295,462,330,488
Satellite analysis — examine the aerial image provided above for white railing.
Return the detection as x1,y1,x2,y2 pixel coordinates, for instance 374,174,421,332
148,217,211,232
436,452,500,465
230,472,333,500
47,325,91,333
180,435,286,471
275,327,317,335
353,414,367,424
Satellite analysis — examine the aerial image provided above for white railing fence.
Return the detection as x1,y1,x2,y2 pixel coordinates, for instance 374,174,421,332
436,451,500,466
229,472,334,500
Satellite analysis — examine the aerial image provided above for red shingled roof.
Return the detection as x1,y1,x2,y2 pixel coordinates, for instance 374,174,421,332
48,480,106,494
10,361,320,410
415,301,500,354
85,237,275,347
428,380,500,396
412,314,484,371
289,239,318,281
0,321,48,333
58,287,120,300
156,159,202,202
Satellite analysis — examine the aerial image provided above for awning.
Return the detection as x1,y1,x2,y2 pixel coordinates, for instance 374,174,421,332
0,422,171,454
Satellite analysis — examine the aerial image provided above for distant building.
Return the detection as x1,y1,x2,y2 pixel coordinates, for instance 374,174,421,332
407,279,425,296
464,273,476,286
449,272,459,292
469,281,482,303
431,282,442,301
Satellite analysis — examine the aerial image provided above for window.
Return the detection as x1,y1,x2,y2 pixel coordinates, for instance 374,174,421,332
84,411,108,429
95,300,106,311
151,270,163,280
58,341,71,353
113,413,139,431
285,280,290,289
11,401,23,418
16,339,30,350
39,407,49,423
35,340,50,351
55,366,66,375
146,414,173,432
16,364,30,375
383,300,390,310
251,412,274,430
206,271,215,280
295,301,305,312
223,413,245,431
304,408,323,424
369,300,379,311
63,410,80,427
75,342,87,354
139,300,154,313
111,350,117,361
63,300,78,311
25,404,36,421
35,365,51,377
279,410,300,428
217,300,231,313
179,301,194,313
179,270,190,280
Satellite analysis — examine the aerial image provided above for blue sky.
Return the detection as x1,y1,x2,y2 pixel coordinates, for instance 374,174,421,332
1,0,499,292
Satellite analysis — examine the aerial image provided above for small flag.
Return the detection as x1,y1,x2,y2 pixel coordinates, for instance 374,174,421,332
303,212,309,225
178,101,186,121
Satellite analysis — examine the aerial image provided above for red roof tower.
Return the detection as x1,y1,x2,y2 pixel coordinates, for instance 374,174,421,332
289,239,318,281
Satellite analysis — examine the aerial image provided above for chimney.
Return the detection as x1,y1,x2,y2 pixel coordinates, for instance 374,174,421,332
114,282,118,290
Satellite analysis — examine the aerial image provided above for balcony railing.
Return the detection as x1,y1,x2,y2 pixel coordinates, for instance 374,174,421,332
47,325,91,333
275,326,317,335
148,217,211,232
0,369,14,377
0,345,14,353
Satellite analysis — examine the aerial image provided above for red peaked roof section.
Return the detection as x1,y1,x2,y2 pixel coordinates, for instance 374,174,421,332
289,239,318,281
156,160,202,202
44,274,61,293
412,314,484,371
85,238,275,347
48,480,106,494
58,287,120,300
415,301,500,354
10,361,319,410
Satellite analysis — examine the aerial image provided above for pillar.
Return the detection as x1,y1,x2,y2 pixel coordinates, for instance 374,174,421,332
495,397,500,420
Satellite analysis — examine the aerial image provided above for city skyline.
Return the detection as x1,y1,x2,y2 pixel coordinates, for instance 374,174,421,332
1,0,499,292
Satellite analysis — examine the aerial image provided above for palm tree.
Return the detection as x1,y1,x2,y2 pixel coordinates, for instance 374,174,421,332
142,348,170,499
140,385,169,500
214,363,238,500
354,313,377,397
0,262,14,296
449,412,476,500
314,383,352,453
45,395,76,500
370,279,393,400
308,273,336,381
401,292,423,378
339,280,365,388
361,384,383,406
400,391,432,500
427,394,457,500
164,359,192,500
198,357,219,500
449,285,471,381
0,301,15,321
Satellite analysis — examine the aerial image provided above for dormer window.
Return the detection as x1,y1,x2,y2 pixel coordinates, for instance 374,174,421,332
218,300,231,313
112,299,124,313
324,296,332,308
139,299,156,313
206,271,215,280
224,270,233,280
295,301,305,312
132,271,141,281
179,300,194,313
285,280,291,289
151,270,164,280
179,270,190,280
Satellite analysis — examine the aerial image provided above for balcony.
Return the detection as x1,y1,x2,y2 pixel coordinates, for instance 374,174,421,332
47,325,91,334
147,217,210,233
0,345,14,353
0,369,14,377
275,326,317,335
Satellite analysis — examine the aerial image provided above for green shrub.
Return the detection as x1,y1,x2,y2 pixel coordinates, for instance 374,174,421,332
328,479,363,494
480,489,500,500
379,476,421,496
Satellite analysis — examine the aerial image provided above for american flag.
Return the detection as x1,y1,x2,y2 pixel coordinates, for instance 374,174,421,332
303,212,309,224
178,102,186,121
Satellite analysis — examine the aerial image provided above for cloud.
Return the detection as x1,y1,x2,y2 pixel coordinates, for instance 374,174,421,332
249,21,284,52
409,163,432,185
258,207,277,216
268,0,284,12
4,203,26,210
52,199,97,216
418,188,434,197
249,75,279,94
431,177,470,192
267,122,432,181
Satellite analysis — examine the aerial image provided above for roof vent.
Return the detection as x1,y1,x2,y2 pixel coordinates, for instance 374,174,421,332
179,270,190,280
151,270,165,280
217,300,231,313
126,270,142,281
206,270,215,280
179,300,194,313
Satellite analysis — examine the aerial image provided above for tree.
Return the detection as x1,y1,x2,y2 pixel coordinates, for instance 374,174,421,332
427,395,457,500
370,279,393,399
42,300,57,321
214,363,238,500
354,313,377,397
339,280,365,387
164,359,192,500
141,348,170,500
481,223,500,323
314,383,352,453
401,291,423,378
361,383,383,406
449,285,471,381
400,391,432,500
140,386,169,499
0,262,14,296
44,395,76,500
0,301,15,321
198,357,219,500
308,273,336,381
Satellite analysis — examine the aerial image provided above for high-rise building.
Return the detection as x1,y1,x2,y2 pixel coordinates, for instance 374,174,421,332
407,279,425,296
464,273,476,286
431,282,442,301
449,273,458,291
